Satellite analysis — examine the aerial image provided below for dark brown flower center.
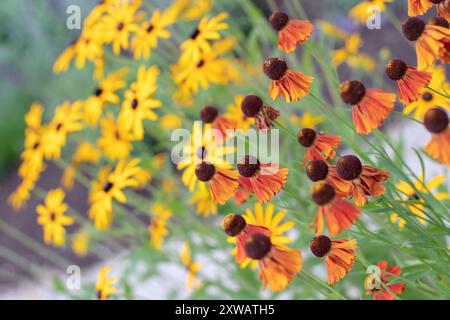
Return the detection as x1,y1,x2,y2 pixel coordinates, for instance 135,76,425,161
56,123,63,131
200,106,219,123
409,193,420,201
306,160,329,182
422,92,433,101
429,17,449,28
310,235,332,257
241,95,263,117
131,98,138,110
222,214,247,237
197,60,205,68
237,155,260,177
195,162,216,181
146,24,155,33
244,233,272,260
117,22,125,31
297,128,317,148
269,12,289,31
103,181,114,192
424,107,448,133
49,212,56,222
190,28,200,39
311,181,335,205
33,142,40,150
94,87,103,96
340,80,366,105
402,17,425,41
263,57,287,80
336,155,362,181
429,0,444,4
386,59,408,81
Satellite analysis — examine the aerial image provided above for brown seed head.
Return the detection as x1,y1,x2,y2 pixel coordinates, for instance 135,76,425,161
241,95,263,117
340,80,366,105
297,128,317,147
311,181,336,205
402,17,425,41
269,12,289,31
244,233,272,260
424,108,448,134
222,214,247,237
200,106,219,123
386,59,408,81
195,162,216,182
237,155,260,177
263,57,288,80
306,160,329,182
310,235,332,257
336,155,362,181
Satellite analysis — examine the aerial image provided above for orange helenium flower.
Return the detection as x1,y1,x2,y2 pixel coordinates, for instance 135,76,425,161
310,235,357,285
310,181,360,237
437,0,450,21
402,17,450,70
240,95,280,132
423,108,450,166
263,57,313,103
236,155,288,204
365,260,406,300
297,128,341,164
386,59,432,104
222,214,271,264
194,161,238,204
340,80,396,134
269,12,313,53
200,106,236,139
328,155,389,207
245,233,302,291
408,0,433,16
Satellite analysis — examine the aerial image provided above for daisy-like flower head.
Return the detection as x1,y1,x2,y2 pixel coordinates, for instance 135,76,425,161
310,235,357,285
179,12,228,64
189,182,218,217
403,64,450,120
174,0,212,21
340,80,396,134
194,161,239,205
328,155,390,207
243,232,302,291
297,128,341,163
390,174,449,230
349,0,393,24
177,122,234,192
96,265,117,300
268,11,313,54
83,68,128,126
225,95,253,132
180,242,202,290
332,33,376,72
402,17,450,70
306,160,329,182
385,59,432,104
423,107,450,166
98,0,140,55
36,188,73,246
89,159,142,230
225,204,295,268
310,181,360,237
131,8,176,60
97,113,133,160
119,65,161,140
148,202,172,251
200,105,236,139
364,261,406,300
408,0,433,16
236,155,288,204
240,95,280,131
263,57,313,103
42,101,84,160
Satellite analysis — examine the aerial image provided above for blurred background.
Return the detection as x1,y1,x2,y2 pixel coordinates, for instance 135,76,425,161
0,0,446,299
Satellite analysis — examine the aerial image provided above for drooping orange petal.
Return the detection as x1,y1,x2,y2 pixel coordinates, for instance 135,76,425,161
408,0,433,16
397,67,432,104
277,19,313,53
304,134,341,163
425,128,450,167
269,69,313,102
208,169,239,204
325,239,357,285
